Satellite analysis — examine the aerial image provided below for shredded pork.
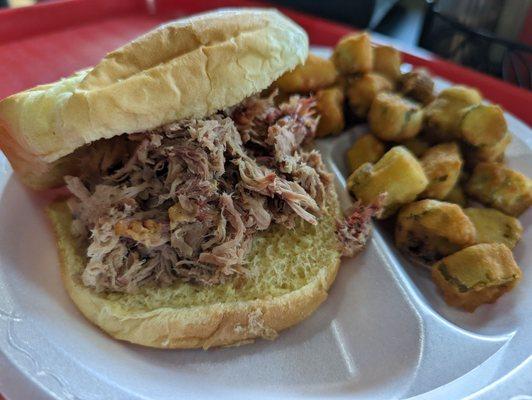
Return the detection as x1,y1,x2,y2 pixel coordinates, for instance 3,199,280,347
67,94,331,292
336,195,385,257
67,93,374,293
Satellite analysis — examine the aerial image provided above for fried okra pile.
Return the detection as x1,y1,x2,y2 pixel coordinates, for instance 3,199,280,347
273,31,530,313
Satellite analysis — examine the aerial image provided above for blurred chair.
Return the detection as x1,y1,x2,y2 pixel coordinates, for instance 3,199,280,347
419,0,532,89
269,0,400,29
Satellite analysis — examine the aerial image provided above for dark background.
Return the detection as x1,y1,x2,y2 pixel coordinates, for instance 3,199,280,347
269,0,532,89
3,0,531,88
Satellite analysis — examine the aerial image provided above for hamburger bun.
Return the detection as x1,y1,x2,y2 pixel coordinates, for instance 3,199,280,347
47,192,341,349
0,9,308,189
1,9,345,349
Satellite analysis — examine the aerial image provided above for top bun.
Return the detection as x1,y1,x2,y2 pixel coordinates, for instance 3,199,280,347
0,8,308,189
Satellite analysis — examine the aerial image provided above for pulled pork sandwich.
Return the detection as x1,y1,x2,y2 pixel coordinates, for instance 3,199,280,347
0,9,376,349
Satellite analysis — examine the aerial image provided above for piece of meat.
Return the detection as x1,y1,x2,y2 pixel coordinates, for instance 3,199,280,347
301,150,334,188
168,202,196,228
187,119,227,177
231,90,280,146
266,97,318,168
198,194,248,270
336,196,384,257
274,177,320,225
67,94,331,293
114,219,169,248
172,144,212,180
238,189,272,231
237,157,276,196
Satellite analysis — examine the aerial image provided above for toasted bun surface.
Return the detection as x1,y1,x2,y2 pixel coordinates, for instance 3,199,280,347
0,9,308,189
46,191,341,349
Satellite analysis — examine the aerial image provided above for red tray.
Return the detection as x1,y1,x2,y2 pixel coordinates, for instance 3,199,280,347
0,0,531,126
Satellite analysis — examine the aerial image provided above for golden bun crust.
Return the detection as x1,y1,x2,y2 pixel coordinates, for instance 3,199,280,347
0,9,308,189
46,192,341,349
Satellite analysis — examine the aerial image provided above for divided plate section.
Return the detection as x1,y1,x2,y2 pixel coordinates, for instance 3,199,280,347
0,170,422,399
318,115,530,397
0,47,529,400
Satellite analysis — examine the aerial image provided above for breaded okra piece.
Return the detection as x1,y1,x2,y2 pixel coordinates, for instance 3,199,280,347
464,207,523,249
395,199,476,263
398,68,435,105
424,85,482,142
346,73,393,119
348,146,428,218
466,162,532,216
460,104,507,147
368,92,423,141
432,243,522,312
332,32,373,74
275,53,338,93
466,131,512,164
420,142,463,199
443,184,468,208
346,133,386,172
402,136,430,157
372,45,402,81
315,86,345,137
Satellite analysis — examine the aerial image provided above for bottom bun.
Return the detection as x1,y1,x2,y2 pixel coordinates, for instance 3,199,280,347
46,191,341,349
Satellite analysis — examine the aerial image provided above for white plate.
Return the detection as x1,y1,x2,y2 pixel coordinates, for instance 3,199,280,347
0,48,531,400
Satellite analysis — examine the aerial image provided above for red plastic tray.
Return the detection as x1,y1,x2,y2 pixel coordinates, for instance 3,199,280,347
0,0,531,126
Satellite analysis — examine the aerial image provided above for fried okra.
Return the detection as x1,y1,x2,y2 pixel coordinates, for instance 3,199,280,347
432,243,522,312
440,85,483,105
420,142,463,199
275,54,338,93
346,133,386,172
372,45,401,81
395,199,477,263
460,104,507,147
348,146,428,218
466,162,532,216
402,137,430,157
424,86,482,142
398,68,435,105
316,86,345,137
332,32,373,74
466,130,512,164
443,184,468,207
368,92,423,141
346,73,393,118
464,207,523,249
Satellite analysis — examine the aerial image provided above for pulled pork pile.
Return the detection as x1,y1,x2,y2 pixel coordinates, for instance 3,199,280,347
66,94,339,293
